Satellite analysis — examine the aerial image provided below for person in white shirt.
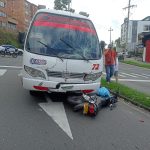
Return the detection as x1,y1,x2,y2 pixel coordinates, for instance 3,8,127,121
114,54,119,83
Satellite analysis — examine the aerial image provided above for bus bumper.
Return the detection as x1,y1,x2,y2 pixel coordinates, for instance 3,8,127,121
22,77,100,93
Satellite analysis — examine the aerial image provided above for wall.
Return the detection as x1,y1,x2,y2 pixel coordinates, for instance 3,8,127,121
0,0,37,32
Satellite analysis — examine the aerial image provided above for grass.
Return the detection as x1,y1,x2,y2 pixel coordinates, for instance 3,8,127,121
101,78,150,109
0,29,21,48
121,59,150,69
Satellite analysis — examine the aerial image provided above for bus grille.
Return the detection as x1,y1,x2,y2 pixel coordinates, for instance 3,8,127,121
46,70,84,79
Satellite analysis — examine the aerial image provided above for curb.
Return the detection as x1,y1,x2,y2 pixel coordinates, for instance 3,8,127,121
110,90,150,112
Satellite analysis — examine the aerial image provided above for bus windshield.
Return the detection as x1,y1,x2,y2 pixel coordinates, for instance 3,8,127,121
25,12,101,60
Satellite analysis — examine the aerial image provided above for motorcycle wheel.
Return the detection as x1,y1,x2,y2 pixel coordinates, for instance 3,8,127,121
12,53,17,58
0,51,5,57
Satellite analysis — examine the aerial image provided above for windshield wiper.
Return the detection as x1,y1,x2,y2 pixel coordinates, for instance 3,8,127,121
37,40,63,61
60,38,89,62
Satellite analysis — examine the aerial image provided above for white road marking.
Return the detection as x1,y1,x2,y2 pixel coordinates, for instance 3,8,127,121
102,71,150,81
119,74,126,77
0,69,7,76
142,73,150,77
121,72,137,78
103,72,127,77
0,65,22,69
112,78,150,82
39,96,73,140
129,73,149,78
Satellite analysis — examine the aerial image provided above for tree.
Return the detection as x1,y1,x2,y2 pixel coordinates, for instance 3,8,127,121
62,0,71,5
115,37,126,51
54,0,65,10
100,40,106,52
54,0,73,11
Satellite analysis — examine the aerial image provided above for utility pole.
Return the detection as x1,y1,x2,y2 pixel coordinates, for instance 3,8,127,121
108,27,113,44
123,0,136,50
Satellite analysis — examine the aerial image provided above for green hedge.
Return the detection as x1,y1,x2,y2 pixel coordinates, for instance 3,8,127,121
121,60,150,69
0,29,21,48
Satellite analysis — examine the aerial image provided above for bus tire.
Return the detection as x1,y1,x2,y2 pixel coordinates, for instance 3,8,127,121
29,90,39,96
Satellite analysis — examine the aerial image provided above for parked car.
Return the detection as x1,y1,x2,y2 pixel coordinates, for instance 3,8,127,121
0,45,18,57
1,44,18,52
0,46,5,51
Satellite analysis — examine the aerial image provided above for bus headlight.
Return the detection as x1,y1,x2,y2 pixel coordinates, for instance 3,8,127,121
24,65,46,79
84,72,102,81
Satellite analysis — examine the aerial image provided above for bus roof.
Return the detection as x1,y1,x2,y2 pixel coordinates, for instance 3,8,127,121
36,9,90,20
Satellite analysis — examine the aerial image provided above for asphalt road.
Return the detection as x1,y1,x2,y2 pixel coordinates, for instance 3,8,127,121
0,56,150,150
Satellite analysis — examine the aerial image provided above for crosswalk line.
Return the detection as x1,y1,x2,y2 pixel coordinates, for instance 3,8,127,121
142,73,150,77
129,73,149,78
121,72,137,78
118,74,126,77
0,69,7,76
116,79,150,82
103,72,128,77
102,71,149,79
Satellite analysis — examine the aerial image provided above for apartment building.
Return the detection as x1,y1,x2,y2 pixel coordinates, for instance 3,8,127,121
121,16,150,51
24,0,38,31
0,0,38,32
0,0,7,28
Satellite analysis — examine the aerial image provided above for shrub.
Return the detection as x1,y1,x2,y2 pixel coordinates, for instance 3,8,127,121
0,29,21,48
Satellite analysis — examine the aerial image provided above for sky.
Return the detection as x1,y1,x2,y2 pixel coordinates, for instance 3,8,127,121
28,0,150,44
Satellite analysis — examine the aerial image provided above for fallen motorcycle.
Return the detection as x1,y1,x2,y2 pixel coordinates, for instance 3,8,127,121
67,87,118,116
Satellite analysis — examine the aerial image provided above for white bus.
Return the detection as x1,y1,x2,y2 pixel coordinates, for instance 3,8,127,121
22,9,103,95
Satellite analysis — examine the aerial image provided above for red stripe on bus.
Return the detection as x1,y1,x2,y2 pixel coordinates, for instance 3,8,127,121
36,14,90,28
33,21,96,35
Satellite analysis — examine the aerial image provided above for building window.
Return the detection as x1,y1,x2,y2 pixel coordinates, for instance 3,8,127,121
144,25,150,31
8,22,16,30
0,11,6,17
0,1,5,7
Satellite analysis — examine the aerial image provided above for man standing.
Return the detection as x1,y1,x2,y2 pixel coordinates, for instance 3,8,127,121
104,44,117,83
